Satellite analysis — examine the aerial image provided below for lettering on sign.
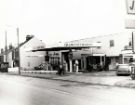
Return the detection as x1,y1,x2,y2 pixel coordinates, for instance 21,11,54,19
49,52,59,57
130,0,135,10
33,46,44,50
126,0,135,14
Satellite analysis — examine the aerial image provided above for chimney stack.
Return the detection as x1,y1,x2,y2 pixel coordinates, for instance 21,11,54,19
26,35,34,41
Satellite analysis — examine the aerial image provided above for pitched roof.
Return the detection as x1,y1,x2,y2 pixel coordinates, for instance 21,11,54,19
0,36,34,56
0,48,14,56
17,35,34,48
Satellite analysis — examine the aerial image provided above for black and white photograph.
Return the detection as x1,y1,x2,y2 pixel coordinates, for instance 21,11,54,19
0,0,135,105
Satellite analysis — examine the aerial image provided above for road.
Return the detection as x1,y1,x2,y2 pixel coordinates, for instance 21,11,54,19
0,73,135,105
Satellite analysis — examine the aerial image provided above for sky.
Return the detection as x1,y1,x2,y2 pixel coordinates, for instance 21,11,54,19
0,0,134,48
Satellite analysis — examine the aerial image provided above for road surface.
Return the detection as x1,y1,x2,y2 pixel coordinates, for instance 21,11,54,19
0,73,135,105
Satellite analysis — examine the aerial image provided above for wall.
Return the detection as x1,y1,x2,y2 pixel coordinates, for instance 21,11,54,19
20,37,46,70
7,51,13,68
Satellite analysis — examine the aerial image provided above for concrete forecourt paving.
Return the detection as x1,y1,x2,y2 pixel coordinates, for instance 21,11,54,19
7,69,135,88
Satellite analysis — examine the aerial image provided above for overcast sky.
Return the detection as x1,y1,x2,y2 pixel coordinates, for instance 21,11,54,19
0,0,134,48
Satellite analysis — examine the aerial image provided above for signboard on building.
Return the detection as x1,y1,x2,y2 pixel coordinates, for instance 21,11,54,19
126,0,135,14
125,0,135,28
125,19,135,28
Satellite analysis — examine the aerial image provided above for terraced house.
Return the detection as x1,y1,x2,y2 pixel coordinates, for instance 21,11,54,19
0,35,46,70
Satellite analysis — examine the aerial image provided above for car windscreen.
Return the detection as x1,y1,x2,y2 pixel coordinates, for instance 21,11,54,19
118,65,129,70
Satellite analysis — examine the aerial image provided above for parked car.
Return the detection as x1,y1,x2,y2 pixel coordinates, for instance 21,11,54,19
116,64,132,76
34,63,46,70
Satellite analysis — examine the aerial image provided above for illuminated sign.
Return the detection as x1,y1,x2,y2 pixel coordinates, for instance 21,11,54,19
126,0,135,14
125,19,135,28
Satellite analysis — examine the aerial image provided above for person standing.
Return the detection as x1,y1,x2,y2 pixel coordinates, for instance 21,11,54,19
58,63,63,75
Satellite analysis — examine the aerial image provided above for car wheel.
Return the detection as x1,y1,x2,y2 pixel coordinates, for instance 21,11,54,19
116,73,120,76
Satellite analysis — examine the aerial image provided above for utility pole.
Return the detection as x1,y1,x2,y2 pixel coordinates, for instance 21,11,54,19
132,32,135,53
17,27,21,75
5,30,8,62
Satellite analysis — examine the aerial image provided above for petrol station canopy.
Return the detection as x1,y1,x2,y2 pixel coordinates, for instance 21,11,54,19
32,46,99,52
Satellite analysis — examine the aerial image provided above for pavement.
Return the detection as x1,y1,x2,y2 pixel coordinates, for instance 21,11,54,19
7,70,135,88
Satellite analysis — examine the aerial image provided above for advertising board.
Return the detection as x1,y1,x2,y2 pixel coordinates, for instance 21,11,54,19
126,0,135,14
